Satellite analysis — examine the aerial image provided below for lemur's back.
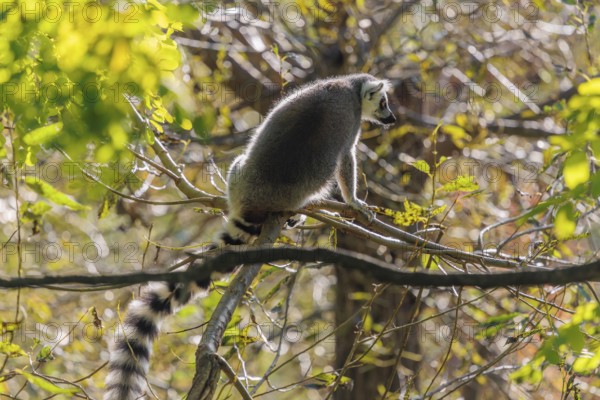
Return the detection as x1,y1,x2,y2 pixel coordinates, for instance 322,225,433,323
227,76,366,221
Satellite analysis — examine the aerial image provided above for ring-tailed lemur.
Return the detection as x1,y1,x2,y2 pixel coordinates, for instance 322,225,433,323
104,73,395,399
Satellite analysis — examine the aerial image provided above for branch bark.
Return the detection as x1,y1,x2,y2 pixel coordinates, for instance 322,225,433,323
186,214,287,400
2,247,599,290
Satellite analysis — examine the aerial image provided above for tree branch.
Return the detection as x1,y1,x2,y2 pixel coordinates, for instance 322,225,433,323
186,214,287,400
396,104,565,138
125,95,223,203
1,247,599,290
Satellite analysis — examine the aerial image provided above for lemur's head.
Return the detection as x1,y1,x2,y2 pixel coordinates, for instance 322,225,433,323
361,79,396,125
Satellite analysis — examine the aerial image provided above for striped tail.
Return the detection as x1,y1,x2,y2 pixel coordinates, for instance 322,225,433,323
104,216,262,399
219,216,262,245
104,280,206,399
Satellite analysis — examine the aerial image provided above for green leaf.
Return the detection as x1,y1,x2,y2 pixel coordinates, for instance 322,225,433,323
98,192,116,219
21,201,52,224
181,118,192,130
149,119,164,133
479,312,523,328
222,327,259,346
540,345,561,365
429,204,447,217
573,355,600,374
517,196,566,224
383,201,428,226
442,124,470,147
17,370,78,395
314,372,338,385
22,122,63,146
510,361,543,384
411,160,431,176
36,345,54,362
563,151,590,189
0,341,27,357
25,177,89,211
0,129,6,157
578,78,600,96
143,126,156,145
438,176,479,193
560,324,585,353
554,203,576,240
25,147,37,166
573,303,600,324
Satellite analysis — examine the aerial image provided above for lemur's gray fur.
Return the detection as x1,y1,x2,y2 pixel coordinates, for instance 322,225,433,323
104,74,395,400
222,73,395,243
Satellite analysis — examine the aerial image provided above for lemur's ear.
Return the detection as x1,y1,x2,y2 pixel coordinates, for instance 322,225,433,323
362,81,384,100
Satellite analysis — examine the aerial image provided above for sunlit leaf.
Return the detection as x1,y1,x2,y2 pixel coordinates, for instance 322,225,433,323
0,341,27,357
563,151,590,189
17,370,78,395
511,362,543,384
554,203,576,240
25,177,89,211
578,78,600,95
22,122,63,146
181,118,192,130
383,201,428,226
442,124,470,147
412,160,431,176
573,355,600,374
36,345,54,362
438,176,479,193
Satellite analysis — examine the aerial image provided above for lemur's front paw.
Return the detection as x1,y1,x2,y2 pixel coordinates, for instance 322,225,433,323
349,200,375,223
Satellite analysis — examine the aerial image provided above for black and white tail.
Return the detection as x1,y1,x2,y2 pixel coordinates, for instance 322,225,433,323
104,216,261,399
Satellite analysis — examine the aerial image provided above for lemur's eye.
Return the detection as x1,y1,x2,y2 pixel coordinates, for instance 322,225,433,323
379,98,387,109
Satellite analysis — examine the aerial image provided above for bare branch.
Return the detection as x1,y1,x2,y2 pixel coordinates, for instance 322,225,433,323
186,214,287,400
1,247,599,291
395,104,565,138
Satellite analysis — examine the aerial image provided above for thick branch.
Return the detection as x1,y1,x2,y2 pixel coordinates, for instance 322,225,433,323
186,215,287,400
1,247,599,290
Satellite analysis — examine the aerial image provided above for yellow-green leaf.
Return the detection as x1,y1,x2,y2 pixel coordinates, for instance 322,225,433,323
442,124,470,147
429,204,447,217
455,113,468,127
510,358,544,384
578,78,600,96
17,370,78,395
144,127,156,144
25,147,36,166
387,201,428,226
97,193,115,219
25,177,88,211
554,204,576,240
149,119,164,133
573,356,600,374
438,176,479,193
22,122,63,146
412,160,431,176
36,345,54,362
0,341,27,357
563,151,590,189
181,118,192,130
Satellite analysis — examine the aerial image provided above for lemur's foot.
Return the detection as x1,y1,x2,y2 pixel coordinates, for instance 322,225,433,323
285,214,306,229
349,200,375,223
